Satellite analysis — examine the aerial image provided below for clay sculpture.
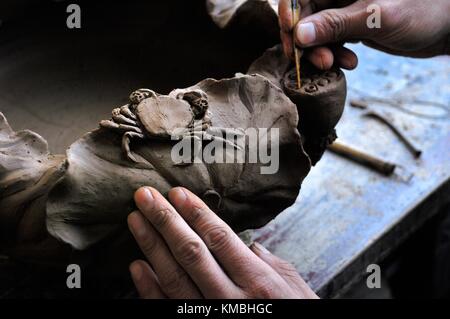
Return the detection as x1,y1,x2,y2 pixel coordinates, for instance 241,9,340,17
99,88,242,165
207,0,347,163
0,45,346,262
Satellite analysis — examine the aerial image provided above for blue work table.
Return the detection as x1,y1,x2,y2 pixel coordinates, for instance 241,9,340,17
254,44,450,298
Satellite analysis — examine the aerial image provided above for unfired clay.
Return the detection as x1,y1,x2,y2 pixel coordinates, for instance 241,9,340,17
0,0,347,262
45,70,311,250
0,45,347,258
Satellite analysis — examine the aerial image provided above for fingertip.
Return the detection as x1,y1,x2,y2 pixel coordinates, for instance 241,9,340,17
127,210,150,240
295,21,317,47
320,55,334,70
339,57,358,70
169,187,207,214
134,186,155,210
278,0,294,32
168,186,188,206
335,47,358,70
127,210,141,227
306,47,334,70
130,260,144,282
134,186,146,201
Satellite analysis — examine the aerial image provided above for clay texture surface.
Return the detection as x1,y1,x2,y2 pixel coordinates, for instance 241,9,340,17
0,113,66,248
0,0,348,253
0,42,348,253
44,71,310,250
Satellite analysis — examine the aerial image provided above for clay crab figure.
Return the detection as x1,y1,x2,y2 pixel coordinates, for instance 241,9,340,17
100,88,243,164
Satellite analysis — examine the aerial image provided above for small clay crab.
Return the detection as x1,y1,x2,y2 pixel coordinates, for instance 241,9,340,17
100,88,243,164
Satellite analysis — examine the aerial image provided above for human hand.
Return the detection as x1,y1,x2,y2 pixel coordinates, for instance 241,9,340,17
279,0,450,70
127,186,318,299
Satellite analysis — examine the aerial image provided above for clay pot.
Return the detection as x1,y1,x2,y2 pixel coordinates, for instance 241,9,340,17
283,62,347,137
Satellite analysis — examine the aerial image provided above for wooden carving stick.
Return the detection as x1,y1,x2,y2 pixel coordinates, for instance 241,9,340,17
328,141,396,176
292,0,301,89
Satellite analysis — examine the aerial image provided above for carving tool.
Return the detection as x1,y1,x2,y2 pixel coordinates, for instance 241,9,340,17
349,99,423,158
363,111,422,158
328,141,396,176
328,141,413,182
291,0,301,89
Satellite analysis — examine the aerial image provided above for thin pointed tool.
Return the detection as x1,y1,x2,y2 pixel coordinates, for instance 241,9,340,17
291,0,301,89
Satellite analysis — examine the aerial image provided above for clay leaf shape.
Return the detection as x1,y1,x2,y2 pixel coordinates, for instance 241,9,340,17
45,74,310,250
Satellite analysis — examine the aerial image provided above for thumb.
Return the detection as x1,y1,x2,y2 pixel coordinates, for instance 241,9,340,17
295,2,372,47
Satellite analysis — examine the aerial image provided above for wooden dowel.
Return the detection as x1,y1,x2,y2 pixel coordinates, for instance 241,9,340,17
328,141,396,176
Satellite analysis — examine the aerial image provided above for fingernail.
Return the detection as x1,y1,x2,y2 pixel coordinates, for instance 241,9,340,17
296,22,316,45
254,242,270,254
139,187,154,207
130,262,143,281
172,187,187,203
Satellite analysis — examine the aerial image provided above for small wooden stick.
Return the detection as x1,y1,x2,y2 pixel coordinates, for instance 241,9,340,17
291,0,301,89
328,141,396,176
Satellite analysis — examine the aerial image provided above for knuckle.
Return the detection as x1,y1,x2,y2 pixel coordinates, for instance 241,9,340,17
245,269,290,298
319,11,349,42
203,225,231,251
247,272,294,298
250,279,278,299
176,239,205,266
277,260,300,278
186,204,206,225
277,259,297,273
152,208,176,228
139,234,158,257
160,268,189,295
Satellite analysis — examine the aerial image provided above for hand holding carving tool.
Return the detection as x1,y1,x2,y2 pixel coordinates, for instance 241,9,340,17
291,0,302,89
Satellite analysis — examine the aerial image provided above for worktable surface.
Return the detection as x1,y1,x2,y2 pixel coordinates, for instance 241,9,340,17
254,44,450,298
